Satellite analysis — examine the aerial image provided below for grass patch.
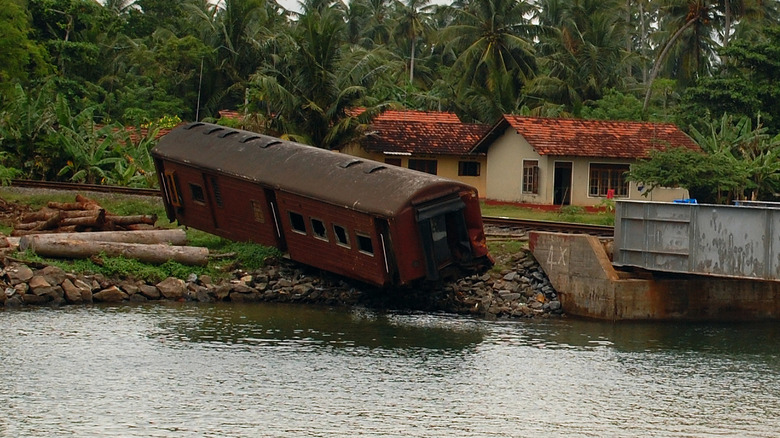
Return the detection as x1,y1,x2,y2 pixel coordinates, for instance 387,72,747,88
481,201,615,226
16,250,210,282
1,189,281,282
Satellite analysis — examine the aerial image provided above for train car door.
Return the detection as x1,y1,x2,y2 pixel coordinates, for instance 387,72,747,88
376,219,398,284
204,173,222,230
265,189,286,251
416,197,473,281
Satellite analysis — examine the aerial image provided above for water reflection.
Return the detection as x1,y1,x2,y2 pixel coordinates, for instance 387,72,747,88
152,302,487,352
2,304,780,437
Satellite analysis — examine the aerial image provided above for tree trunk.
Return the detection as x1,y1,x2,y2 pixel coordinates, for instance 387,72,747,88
24,238,208,266
642,17,699,114
105,214,157,226
19,229,188,251
409,39,416,85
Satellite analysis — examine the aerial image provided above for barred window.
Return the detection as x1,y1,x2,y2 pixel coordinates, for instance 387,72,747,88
408,159,437,175
522,160,539,194
589,164,630,197
458,161,480,176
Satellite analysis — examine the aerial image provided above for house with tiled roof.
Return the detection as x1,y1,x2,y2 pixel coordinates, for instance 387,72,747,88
471,116,701,206
341,110,491,195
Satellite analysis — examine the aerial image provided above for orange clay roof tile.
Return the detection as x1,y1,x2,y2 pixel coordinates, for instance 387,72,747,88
365,117,490,156
499,116,700,158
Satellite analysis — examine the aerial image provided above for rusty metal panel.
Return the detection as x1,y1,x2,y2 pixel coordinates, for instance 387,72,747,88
614,201,780,281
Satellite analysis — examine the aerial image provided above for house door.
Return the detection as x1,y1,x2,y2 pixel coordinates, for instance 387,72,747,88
553,162,572,205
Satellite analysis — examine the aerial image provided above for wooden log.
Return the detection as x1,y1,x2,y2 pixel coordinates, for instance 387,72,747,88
11,229,60,237
19,208,58,223
59,210,106,227
18,229,188,251
31,211,62,231
105,214,158,226
20,208,101,223
47,197,102,211
14,220,46,231
25,238,208,266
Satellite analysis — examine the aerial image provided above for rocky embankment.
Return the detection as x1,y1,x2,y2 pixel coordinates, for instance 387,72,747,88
0,249,562,318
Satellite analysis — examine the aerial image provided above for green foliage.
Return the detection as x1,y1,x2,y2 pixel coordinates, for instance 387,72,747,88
558,205,586,221
581,89,644,121
0,0,51,91
679,26,780,133
629,113,780,203
187,230,282,271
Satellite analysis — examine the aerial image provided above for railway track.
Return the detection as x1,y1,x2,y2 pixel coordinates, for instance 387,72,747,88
10,179,161,197
482,216,614,237
7,180,614,237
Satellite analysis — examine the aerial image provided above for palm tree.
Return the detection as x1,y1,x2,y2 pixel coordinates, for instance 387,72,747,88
248,7,393,150
393,0,434,85
533,0,628,112
642,0,720,113
442,0,539,121
720,0,780,46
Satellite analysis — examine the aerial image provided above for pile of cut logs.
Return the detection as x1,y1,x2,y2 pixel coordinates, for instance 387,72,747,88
12,194,157,235
7,195,208,266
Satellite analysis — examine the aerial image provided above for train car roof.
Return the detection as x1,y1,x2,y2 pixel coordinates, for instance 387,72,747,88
152,123,476,217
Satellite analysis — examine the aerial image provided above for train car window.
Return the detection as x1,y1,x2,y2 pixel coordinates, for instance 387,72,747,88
333,225,350,248
189,183,206,204
311,219,328,241
356,233,374,256
163,170,182,207
251,201,265,223
289,212,307,234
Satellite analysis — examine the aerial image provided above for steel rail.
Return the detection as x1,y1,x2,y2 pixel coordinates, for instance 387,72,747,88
482,216,614,237
10,179,161,197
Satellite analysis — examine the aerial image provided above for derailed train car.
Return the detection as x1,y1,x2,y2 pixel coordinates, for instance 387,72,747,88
151,122,492,286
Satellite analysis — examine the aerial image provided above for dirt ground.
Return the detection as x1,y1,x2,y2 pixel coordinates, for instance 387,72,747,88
0,197,32,230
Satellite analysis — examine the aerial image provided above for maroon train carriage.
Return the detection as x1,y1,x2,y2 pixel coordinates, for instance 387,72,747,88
151,122,492,286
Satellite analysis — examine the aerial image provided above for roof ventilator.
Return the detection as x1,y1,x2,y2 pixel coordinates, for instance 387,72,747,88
218,130,239,138
204,126,224,135
364,165,386,174
259,140,282,149
184,122,205,130
339,159,363,169
239,135,262,143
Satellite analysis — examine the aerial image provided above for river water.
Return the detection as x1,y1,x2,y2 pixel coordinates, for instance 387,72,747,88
1,303,779,437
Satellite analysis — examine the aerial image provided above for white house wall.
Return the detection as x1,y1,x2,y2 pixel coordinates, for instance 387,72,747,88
486,127,550,203
485,129,690,206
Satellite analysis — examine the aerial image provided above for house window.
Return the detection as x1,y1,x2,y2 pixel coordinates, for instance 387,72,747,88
522,160,539,194
356,233,374,256
589,164,630,197
311,218,328,241
458,161,480,176
163,170,182,207
334,225,350,248
385,158,402,167
189,183,205,203
289,212,307,234
408,159,437,175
